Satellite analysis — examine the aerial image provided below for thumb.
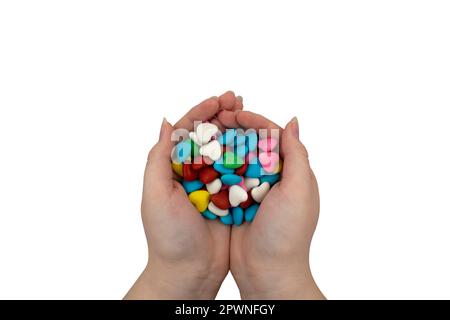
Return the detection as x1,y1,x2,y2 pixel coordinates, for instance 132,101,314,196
280,117,311,189
145,118,175,191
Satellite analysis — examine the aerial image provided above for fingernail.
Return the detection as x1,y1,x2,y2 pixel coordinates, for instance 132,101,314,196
236,95,243,102
291,116,299,140
159,117,168,140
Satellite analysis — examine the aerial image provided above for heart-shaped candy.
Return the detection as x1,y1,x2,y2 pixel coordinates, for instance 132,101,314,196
172,122,282,226
229,185,248,207
182,163,198,181
171,162,183,177
188,190,210,212
244,203,260,222
199,140,222,161
251,182,270,203
258,138,278,152
234,162,248,176
189,131,203,146
210,189,230,210
206,178,222,195
244,177,260,190
199,166,219,184
208,201,229,217
222,151,244,169
191,156,208,171
239,191,254,209
258,152,280,173
220,214,234,225
232,207,244,226
196,123,219,145
221,174,243,186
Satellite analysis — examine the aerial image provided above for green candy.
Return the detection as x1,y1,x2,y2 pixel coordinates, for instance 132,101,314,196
223,151,244,169
189,139,200,158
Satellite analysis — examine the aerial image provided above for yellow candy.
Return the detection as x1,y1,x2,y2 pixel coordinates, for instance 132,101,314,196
188,190,210,213
274,160,283,174
171,162,183,177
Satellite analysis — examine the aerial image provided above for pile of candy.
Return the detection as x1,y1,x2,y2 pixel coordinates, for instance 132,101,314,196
171,123,282,225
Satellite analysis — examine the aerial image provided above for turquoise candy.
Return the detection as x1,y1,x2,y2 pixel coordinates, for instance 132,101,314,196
244,204,260,222
213,162,234,174
260,174,280,186
175,140,191,163
220,213,234,225
221,174,243,185
245,160,263,178
232,207,244,226
246,131,258,152
182,180,204,193
235,144,249,158
203,209,217,220
218,129,236,145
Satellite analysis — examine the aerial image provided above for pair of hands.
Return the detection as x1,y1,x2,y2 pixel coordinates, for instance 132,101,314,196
125,91,324,300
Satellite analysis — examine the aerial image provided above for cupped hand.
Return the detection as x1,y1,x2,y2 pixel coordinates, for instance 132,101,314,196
125,92,243,299
226,111,325,299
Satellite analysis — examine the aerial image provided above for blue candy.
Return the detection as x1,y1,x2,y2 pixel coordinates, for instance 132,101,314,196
260,174,280,186
182,180,204,193
218,129,236,145
245,160,263,178
175,140,191,163
232,207,244,226
246,131,258,152
203,209,217,220
244,204,260,222
220,213,234,225
221,174,243,185
213,162,234,174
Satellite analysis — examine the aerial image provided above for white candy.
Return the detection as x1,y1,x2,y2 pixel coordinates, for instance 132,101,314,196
199,140,222,161
206,178,222,195
189,131,203,146
244,177,260,190
229,185,248,207
196,123,219,145
251,182,270,203
208,202,229,217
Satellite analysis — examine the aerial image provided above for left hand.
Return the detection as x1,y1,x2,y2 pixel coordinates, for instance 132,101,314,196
125,92,243,299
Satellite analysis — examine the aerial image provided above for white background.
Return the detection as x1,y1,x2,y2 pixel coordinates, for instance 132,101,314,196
1,1,449,299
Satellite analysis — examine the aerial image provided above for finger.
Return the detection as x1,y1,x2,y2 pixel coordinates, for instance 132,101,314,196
236,110,283,131
211,116,226,132
234,95,244,111
174,97,220,130
145,118,175,191
279,117,311,189
218,90,236,110
217,110,240,128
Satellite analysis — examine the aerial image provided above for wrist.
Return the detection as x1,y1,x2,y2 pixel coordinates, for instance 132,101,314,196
125,259,226,300
146,262,224,299
234,263,325,300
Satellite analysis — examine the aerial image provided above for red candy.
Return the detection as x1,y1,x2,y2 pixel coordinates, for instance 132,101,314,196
199,166,219,184
240,191,254,209
191,156,207,171
234,162,248,176
210,189,230,210
182,163,198,181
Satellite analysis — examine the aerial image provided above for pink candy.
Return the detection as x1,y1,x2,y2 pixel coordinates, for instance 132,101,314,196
258,138,278,152
259,152,280,173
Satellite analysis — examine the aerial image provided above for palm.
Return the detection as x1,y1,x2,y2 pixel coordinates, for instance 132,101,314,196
143,92,243,277
229,111,320,283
